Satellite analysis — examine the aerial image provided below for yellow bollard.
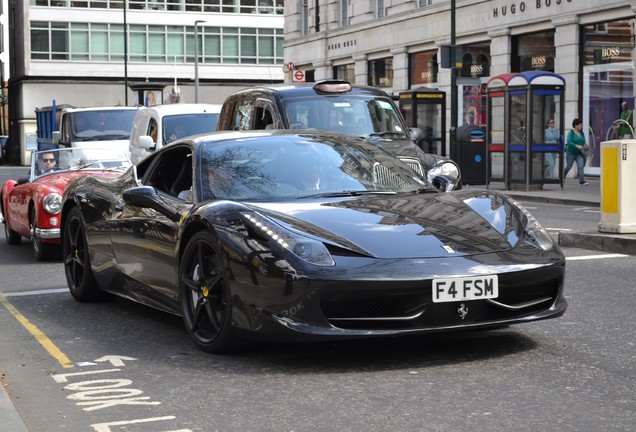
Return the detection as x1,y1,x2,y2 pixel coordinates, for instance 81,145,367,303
598,139,636,233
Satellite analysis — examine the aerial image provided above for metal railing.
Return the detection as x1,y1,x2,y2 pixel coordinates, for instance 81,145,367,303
605,119,635,142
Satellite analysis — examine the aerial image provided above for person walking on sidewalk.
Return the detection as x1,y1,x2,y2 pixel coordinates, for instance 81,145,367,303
564,118,589,186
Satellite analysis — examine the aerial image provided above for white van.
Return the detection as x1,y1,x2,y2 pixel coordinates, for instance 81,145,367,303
53,106,139,153
129,103,221,164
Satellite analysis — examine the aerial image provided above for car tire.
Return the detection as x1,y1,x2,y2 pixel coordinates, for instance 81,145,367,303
4,220,22,245
180,231,238,353
63,206,104,301
30,207,57,261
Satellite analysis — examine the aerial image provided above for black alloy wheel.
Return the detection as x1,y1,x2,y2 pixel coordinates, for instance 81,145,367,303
63,207,103,301
180,231,237,353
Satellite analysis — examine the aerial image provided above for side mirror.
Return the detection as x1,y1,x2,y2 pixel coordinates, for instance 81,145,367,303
122,186,181,222
52,131,61,146
138,135,156,151
409,127,424,143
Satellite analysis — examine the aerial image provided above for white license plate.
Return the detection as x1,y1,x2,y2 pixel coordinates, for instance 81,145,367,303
432,275,499,303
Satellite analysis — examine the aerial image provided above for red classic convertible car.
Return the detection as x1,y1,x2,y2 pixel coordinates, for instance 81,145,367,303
1,147,130,260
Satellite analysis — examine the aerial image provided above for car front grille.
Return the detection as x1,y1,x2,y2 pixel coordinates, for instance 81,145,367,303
320,277,562,330
398,157,425,176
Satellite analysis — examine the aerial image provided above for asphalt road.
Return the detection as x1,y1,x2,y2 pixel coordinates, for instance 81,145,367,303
1,165,635,431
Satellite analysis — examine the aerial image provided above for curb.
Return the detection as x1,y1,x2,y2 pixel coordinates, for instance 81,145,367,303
505,193,599,208
558,231,636,255
502,191,636,255
0,382,29,432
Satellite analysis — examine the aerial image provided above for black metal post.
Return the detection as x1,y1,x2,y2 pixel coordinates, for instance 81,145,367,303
450,0,457,161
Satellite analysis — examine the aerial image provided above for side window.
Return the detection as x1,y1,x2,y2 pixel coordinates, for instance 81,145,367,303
131,114,145,142
144,147,193,199
254,104,275,130
147,118,158,144
218,102,234,130
231,99,254,130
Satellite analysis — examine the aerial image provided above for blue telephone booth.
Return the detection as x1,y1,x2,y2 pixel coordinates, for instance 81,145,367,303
487,71,566,190
486,73,515,185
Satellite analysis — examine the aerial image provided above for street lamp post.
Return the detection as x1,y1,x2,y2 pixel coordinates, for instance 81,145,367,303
124,0,129,105
194,20,206,103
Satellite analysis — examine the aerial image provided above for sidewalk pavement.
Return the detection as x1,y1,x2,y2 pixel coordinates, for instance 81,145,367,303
0,380,28,432
473,176,636,255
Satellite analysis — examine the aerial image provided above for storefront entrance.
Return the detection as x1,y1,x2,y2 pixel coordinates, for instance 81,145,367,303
583,63,634,176
581,19,635,176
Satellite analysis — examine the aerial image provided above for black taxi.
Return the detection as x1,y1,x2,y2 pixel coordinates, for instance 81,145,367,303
216,80,461,191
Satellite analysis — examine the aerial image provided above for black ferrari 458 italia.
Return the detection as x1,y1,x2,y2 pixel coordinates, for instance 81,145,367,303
60,130,566,353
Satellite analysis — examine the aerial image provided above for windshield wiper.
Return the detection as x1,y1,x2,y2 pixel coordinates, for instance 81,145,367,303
366,132,407,140
94,134,130,140
366,132,394,138
411,188,440,194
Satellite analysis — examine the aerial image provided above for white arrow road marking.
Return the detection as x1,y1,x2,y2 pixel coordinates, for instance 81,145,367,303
95,355,138,367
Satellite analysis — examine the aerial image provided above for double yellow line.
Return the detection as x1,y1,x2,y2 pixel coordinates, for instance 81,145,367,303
0,294,74,369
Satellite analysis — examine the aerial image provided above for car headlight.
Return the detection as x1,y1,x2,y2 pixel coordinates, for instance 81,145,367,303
242,212,335,266
524,213,555,251
508,198,554,251
42,193,63,215
427,160,461,192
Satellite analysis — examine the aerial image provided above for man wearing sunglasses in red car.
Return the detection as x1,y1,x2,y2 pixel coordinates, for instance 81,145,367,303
36,152,58,175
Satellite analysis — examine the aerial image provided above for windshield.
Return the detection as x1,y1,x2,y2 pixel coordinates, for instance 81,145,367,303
200,134,434,201
163,113,220,144
71,109,137,141
30,147,131,180
283,95,409,140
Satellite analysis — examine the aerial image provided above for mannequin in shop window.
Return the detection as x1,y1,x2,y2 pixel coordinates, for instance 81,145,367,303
619,101,633,139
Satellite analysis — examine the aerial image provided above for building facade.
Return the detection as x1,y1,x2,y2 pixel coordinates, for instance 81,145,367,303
284,0,636,175
7,0,284,164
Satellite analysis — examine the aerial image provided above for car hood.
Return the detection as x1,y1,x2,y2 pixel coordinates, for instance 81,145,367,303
35,171,122,192
246,189,527,259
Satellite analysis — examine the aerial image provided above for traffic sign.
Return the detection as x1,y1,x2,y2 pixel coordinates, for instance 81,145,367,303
282,61,294,73
293,70,305,82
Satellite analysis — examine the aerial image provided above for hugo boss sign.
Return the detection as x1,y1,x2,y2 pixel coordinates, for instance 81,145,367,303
493,0,573,18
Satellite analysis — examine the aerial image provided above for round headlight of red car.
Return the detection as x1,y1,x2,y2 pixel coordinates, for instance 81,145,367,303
43,193,63,215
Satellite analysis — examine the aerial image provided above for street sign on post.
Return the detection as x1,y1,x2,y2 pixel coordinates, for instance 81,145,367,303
292,70,305,82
